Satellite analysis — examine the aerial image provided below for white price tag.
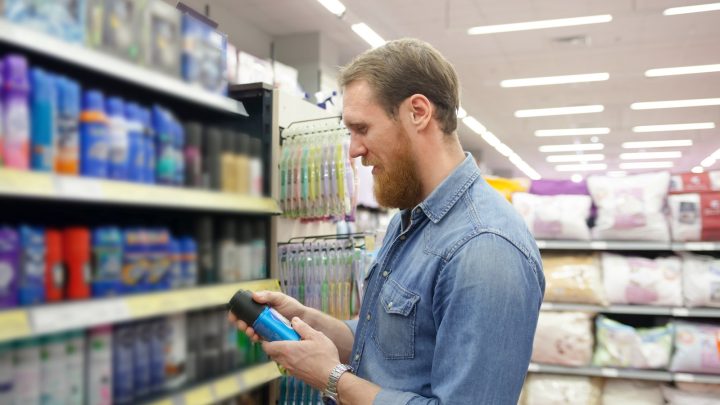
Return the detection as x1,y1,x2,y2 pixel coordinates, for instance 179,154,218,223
590,241,608,250
684,242,716,251
527,363,540,372
674,373,695,383
672,308,690,317
601,368,620,378
31,299,129,334
541,303,554,311
535,240,547,249
54,177,103,200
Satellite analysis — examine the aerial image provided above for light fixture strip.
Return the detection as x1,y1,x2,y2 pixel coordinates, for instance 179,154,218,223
468,14,612,35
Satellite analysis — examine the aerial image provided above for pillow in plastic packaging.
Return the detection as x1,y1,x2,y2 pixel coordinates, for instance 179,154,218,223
662,385,720,405
521,374,602,405
670,171,720,193
682,253,720,308
601,253,682,306
668,193,720,241
512,193,592,240
542,253,606,305
674,381,720,395
592,315,674,369
531,312,594,366
587,172,670,241
669,321,720,374
601,380,664,405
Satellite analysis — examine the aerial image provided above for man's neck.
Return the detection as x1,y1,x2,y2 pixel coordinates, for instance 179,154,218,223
415,140,466,203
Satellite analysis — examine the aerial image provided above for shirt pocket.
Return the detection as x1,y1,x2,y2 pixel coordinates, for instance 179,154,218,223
372,278,420,360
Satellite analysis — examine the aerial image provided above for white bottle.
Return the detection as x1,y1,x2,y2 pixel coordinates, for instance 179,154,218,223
236,222,252,281
40,335,67,405
65,331,86,405
249,138,264,197
12,338,41,405
164,314,187,390
218,221,237,282
86,326,112,405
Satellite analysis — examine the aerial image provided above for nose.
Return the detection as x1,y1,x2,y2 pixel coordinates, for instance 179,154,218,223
349,133,367,159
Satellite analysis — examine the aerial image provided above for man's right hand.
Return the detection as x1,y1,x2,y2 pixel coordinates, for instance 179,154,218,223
227,290,307,342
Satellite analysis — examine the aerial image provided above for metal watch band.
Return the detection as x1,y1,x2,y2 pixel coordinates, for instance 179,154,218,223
324,363,353,399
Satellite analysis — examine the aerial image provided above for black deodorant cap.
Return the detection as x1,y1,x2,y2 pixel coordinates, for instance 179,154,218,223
228,289,264,325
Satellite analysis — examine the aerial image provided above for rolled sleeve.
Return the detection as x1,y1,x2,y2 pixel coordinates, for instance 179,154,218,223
374,388,429,405
344,319,358,336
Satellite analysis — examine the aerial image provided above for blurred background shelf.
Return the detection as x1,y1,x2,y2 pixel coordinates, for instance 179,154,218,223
146,362,282,405
528,363,720,384
0,18,247,116
536,240,720,252
0,168,281,214
0,279,279,343
540,302,720,318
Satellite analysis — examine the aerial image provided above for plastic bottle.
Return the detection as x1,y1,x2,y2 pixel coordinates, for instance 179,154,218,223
13,338,42,404
125,102,145,183
0,342,13,403
0,226,20,308
44,229,63,302
91,227,123,297
251,221,267,280
185,313,200,383
30,68,55,171
147,229,170,291
149,319,166,393
63,227,91,300
199,310,222,377
217,219,236,283
133,322,151,399
183,122,202,187
173,121,185,186
153,107,175,185
196,217,215,284
222,310,238,371
86,326,112,405
228,289,300,341
79,90,109,178
221,131,237,192
19,225,46,305
2,55,30,169
164,314,186,389
106,97,129,180
179,236,197,287
0,60,4,165
40,334,67,405
112,325,134,405
236,221,252,281
204,127,222,190
167,237,182,289
64,331,85,405
235,133,249,194
121,228,145,293
140,108,155,184
54,77,81,175
249,137,264,196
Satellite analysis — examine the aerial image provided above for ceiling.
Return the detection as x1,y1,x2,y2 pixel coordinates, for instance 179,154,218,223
213,0,720,179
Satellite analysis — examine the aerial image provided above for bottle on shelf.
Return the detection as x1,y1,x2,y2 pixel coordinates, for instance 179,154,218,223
204,127,222,190
235,133,250,194
40,334,68,404
125,102,145,183
12,337,42,403
64,227,91,300
218,219,237,283
0,226,20,308
91,226,123,297
196,216,215,284
183,122,203,188
0,341,12,402
164,313,187,390
153,106,175,186
236,220,252,281
140,107,156,184
112,325,135,405
173,121,185,186
249,137,264,197
79,90,109,178
65,330,86,405
44,228,64,302
221,130,237,193
30,68,55,171
19,225,46,305
55,77,81,175
179,235,198,287
86,326,113,405
3,54,31,169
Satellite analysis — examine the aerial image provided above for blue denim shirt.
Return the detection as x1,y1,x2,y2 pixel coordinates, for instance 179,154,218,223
345,153,545,405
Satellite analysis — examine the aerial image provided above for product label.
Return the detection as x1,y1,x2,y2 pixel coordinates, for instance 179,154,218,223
57,116,79,163
701,193,720,240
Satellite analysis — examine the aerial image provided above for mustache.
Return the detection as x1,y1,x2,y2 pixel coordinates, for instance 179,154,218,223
361,158,378,167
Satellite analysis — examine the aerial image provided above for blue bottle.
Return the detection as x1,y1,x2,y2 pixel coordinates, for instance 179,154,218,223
125,103,145,183
91,227,123,297
153,106,174,185
140,108,155,184
112,325,135,405
173,121,185,186
80,90,109,178
133,322,151,398
30,68,55,171
167,237,182,289
179,237,197,287
19,225,46,305
121,228,146,294
227,289,300,341
149,319,166,393
55,77,81,175
107,97,128,180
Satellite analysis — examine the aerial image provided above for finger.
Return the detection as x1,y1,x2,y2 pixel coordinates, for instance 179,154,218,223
235,320,249,331
291,317,316,340
252,290,284,305
227,311,237,323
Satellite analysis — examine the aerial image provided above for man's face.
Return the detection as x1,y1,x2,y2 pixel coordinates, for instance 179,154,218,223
343,81,422,209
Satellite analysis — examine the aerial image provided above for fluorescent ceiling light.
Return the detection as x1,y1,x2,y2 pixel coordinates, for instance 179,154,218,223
556,163,607,172
632,122,715,132
622,140,693,149
711,148,720,159
631,98,720,110
702,157,716,167
692,166,705,173
317,0,346,16
620,151,682,160
457,107,468,119
619,161,674,169
535,127,610,137
540,143,604,152
468,14,612,35
501,73,609,87
515,105,604,117
646,64,720,77
509,154,541,180
546,154,605,163
495,143,514,157
462,116,487,135
351,23,386,48
571,174,583,183
607,171,627,177
481,131,502,147
664,3,720,15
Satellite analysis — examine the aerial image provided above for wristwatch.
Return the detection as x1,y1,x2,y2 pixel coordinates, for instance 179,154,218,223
322,363,353,405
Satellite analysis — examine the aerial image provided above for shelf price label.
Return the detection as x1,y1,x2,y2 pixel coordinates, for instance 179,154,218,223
600,368,619,378
0,310,31,342
184,386,214,405
674,373,695,383
527,363,540,372
31,299,129,334
54,176,103,200
214,376,241,399
671,308,690,317
590,241,608,250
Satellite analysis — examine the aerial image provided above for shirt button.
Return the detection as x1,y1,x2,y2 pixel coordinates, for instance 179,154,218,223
354,354,360,361
388,302,393,309
400,235,406,240
366,314,371,321
382,271,389,277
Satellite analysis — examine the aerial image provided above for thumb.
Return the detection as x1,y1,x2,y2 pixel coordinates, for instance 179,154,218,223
291,317,316,340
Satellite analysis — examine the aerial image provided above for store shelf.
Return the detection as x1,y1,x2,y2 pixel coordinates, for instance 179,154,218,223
0,19,247,117
0,279,280,343
147,362,282,405
0,169,281,214
536,240,720,252
541,302,720,318
671,241,720,251
528,363,720,384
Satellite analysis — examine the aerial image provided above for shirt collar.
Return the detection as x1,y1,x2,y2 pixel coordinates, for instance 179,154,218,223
415,153,480,224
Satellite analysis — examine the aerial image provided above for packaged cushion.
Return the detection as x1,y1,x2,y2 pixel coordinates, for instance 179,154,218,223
530,179,590,196
601,253,682,306
513,193,592,240
484,176,527,201
674,381,720,395
592,315,674,369
522,374,602,405
668,193,720,241
662,385,720,405
670,171,720,194
542,253,606,305
531,312,594,366
682,253,720,308
587,172,670,241
601,380,664,405
669,321,720,374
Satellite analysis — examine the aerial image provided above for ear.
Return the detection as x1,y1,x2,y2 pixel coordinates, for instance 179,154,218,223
406,94,433,132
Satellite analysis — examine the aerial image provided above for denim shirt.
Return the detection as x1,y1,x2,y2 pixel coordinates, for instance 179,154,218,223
345,153,545,405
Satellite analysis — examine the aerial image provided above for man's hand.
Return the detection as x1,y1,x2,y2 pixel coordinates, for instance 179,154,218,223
262,317,340,390
227,290,306,342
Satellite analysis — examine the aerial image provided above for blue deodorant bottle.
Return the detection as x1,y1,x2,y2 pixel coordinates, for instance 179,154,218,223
227,289,300,341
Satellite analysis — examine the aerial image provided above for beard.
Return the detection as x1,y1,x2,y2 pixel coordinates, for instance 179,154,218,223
365,128,422,210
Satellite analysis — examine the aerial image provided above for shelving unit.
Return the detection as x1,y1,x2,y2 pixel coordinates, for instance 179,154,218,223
528,363,720,384
536,239,720,252
540,302,720,318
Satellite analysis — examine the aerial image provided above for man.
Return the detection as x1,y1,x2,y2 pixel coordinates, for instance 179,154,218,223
230,38,545,404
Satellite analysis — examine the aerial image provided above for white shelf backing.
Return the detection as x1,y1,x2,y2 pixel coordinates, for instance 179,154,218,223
0,169,281,214
528,363,720,384
0,19,247,116
0,279,280,343
541,302,720,318
147,362,282,405
536,240,720,252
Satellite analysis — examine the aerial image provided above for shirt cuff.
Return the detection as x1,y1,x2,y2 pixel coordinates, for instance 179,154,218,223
373,388,417,405
344,319,358,336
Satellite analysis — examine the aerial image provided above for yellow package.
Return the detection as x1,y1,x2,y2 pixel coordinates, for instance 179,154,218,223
542,253,607,305
484,176,528,201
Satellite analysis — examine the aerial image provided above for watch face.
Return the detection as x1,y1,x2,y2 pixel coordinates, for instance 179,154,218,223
322,397,337,405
